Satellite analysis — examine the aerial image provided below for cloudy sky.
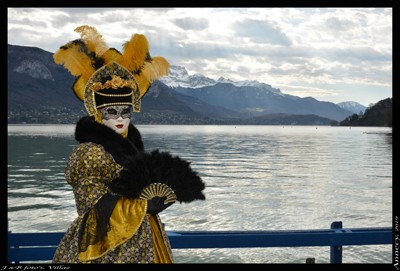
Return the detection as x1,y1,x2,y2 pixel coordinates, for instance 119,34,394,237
8,7,392,106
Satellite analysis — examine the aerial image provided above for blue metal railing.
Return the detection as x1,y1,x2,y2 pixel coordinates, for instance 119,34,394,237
8,221,392,264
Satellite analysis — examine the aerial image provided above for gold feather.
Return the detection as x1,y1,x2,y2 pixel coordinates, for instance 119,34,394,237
143,57,170,82
137,57,170,98
102,48,122,65
120,34,149,72
135,75,151,97
72,77,88,101
74,25,108,56
53,42,96,79
54,42,96,101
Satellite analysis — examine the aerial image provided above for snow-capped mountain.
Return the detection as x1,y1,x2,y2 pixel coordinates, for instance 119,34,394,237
337,101,367,115
160,65,282,94
160,65,215,88
158,65,354,121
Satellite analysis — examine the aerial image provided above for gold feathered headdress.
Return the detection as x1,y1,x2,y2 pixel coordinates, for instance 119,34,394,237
53,25,169,115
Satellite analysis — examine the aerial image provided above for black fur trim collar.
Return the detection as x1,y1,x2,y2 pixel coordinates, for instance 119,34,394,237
75,116,144,167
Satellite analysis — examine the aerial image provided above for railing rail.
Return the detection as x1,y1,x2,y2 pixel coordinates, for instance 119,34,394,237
7,221,392,264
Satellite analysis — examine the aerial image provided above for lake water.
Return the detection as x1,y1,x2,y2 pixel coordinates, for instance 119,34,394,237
7,124,393,263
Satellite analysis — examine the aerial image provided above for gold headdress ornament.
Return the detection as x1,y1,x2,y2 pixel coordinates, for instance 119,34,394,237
53,25,170,115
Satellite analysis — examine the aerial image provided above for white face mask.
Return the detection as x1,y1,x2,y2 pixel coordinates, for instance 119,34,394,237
100,105,131,134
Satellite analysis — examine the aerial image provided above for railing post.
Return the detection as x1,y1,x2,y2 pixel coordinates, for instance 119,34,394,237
330,221,343,264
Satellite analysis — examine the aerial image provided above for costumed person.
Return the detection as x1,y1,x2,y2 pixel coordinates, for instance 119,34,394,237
52,25,206,264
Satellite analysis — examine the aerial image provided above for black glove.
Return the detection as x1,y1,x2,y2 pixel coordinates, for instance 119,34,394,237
147,196,174,215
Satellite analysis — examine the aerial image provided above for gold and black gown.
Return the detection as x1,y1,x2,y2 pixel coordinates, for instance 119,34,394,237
53,116,205,263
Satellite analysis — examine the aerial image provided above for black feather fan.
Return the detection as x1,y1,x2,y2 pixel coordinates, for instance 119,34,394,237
109,150,206,203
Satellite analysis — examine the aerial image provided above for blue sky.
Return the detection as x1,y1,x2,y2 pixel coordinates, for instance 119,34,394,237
7,7,392,106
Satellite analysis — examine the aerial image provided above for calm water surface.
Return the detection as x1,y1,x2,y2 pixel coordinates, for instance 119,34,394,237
7,124,393,263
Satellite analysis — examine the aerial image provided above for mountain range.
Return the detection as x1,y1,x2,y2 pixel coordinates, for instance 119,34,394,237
8,44,367,125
